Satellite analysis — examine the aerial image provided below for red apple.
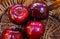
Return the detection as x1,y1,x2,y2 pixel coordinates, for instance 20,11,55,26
25,21,45,39
29,2,49,19
2,28,24,39
8,4,29,24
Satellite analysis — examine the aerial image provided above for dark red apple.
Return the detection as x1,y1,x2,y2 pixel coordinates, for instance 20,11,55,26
8,4,29,24
2,28,24,39
25,21,45,39
29,2,49,19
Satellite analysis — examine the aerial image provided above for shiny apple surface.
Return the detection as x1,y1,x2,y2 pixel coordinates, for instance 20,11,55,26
29,2,49,19
8,4,29,24
2,29,24,39
25,21,45,39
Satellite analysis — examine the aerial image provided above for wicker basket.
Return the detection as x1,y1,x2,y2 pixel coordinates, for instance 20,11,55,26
0,0,60,39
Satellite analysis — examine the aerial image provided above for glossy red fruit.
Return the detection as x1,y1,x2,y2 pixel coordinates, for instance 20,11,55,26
8,4,29,24
2,29,24,39
25,21,45,39
29,2,49,19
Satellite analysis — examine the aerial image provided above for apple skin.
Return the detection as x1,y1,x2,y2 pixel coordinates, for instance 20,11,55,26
2,29,24,39
25,21,45,39
8,4,29,24
29,2,49,19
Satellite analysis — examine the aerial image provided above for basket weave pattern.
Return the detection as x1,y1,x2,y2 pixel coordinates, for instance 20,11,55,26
0,0,60,39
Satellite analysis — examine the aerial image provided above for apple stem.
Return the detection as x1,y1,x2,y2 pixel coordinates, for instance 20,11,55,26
18,9,22,14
